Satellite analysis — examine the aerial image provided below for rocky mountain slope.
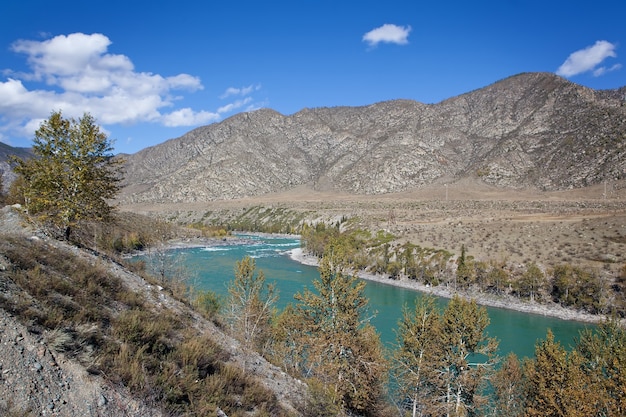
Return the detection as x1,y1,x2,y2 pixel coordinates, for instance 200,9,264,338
0,142,31,193
118,72,626,204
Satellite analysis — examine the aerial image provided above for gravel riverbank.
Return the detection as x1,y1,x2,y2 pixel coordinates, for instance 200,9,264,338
288,248,604,324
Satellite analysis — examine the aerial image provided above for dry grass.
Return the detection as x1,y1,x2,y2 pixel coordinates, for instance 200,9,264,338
0,232,291,416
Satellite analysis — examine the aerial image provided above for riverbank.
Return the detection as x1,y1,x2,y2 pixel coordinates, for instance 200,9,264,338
158,236,605,324
288,248,604,324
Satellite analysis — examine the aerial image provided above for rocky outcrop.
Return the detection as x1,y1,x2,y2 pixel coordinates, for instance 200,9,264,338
101,73,626,203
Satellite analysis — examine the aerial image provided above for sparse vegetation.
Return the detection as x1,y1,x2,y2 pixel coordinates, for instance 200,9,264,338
300,215,626,317
0,231,292,416
2,200,626,416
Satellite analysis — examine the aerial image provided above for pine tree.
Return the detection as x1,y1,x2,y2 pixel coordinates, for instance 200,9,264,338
12,111,123,240
490,353,526,417
524,330,597,417
576,319,626,415
455,245,475,289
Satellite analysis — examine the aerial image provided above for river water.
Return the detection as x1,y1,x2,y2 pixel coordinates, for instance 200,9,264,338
159,234,590,359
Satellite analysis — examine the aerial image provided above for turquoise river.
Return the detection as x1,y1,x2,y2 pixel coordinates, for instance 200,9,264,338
155,234,591,359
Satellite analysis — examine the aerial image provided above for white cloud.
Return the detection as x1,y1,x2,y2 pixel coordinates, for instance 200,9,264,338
219,84,261,99
556,40,619,77
10,33,121,80
217,97,253,114
162,108,220,127
0,32,259,144
362,24,411,47
593,63,622,77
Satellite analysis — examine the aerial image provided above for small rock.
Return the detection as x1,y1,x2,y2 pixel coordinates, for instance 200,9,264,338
97,393,107,407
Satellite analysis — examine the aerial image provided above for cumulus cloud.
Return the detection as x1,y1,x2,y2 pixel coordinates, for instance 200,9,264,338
162,108,220,127
362,24,411,47
0,32,261,140
556,40,620,77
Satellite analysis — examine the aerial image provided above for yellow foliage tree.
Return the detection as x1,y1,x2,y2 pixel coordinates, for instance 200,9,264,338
13,111,123,240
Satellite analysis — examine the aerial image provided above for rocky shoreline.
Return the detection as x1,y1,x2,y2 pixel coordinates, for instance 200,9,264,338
288,248,604,324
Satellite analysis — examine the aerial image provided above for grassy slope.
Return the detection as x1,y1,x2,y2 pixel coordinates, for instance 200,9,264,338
0,206,304,416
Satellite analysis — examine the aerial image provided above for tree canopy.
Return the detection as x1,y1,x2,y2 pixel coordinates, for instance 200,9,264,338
393,295,498,417
13,111,123,240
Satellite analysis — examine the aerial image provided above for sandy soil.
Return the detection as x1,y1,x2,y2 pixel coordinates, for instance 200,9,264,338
121,178,626,274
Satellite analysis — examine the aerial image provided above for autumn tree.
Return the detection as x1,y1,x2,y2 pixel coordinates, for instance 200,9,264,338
515,262,547,302
490,353,526,417
392,296,442,417
12,111,123,240
575,319,626,415
524,330,599,417
484,260,510,295
226,256,278,355
437,296,499,417
455,245,476,290
393,295,498,417
550,264,606,313
284,239,389,416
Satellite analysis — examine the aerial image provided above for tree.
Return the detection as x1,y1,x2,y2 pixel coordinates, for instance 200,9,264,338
576,319,626,415
437,296,498,417
485,261,510,295
226,256,278,355
12,111,123,240
392,296,442,417
490,353,526,417
455,245,476,290
393,296,498,417
524,330,598,417
515,262,546,302
288,240,388,416
550,264,605,313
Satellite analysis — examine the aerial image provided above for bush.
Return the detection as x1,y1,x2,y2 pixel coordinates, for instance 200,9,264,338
192,289,222,319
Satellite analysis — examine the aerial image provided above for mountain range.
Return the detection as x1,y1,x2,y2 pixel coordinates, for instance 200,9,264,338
2,72,625,203
117,72,626,204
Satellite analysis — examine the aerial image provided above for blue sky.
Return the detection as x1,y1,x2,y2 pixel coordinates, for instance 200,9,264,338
1,0,624,154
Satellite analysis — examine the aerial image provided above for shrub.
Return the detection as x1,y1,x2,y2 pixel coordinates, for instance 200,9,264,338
192,289,222,319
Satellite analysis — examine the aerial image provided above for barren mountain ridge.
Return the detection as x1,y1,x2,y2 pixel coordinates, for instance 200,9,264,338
118,72,626,204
